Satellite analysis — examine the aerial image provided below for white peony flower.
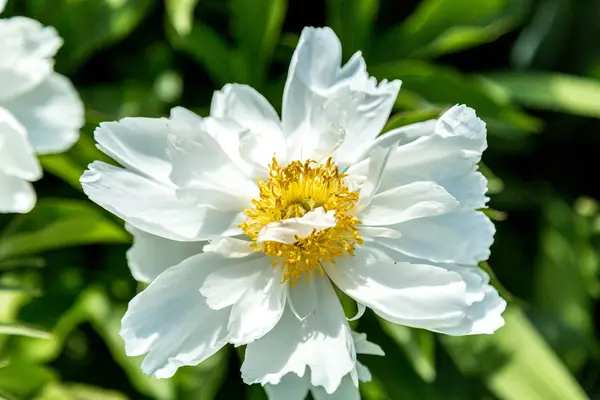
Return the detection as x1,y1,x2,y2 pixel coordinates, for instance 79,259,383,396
0,0,84,213
81,26,506,397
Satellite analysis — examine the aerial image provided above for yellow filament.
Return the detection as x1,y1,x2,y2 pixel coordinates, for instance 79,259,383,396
240,157,362,284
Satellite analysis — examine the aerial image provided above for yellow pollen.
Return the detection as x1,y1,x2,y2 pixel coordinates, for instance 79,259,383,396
240,157,363,284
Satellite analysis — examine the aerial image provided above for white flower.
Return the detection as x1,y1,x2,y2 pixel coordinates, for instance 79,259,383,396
0,1,84,213
81,26,506,397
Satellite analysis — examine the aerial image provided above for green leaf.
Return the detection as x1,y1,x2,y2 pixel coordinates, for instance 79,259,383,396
0,361,55,399
230,0,287,87
166,0,200,36
370,60,542,133
36,382,130,400
166,20,241,86
442,307,589,400
0,323,51,339
482,72,600,118
378,320,436,382
326,0,379,55
0,258,45,271
0,199,129,261
373,0,531,60
533,195,598,370
27,0,155,72
174,349,229,400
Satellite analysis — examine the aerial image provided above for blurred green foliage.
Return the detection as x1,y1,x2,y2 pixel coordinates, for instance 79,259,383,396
1,0,600,399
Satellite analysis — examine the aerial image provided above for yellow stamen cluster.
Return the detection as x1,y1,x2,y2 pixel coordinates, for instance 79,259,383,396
241,157,363,284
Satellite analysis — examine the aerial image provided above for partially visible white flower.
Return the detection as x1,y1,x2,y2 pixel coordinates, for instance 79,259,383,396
0,2,84,213
264,332,384,400
82,26,506,399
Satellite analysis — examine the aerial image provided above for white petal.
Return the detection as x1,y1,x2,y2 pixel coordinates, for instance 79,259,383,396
360,227,401,240
353,145,392,213
170,107,261,175
353,119,438,162
326,247,471,330
200,256,268,311
348,106,488,210
311,375,359,400
167,124,258,210
431,265,506,335
203,237,254,258
265,373,310,400
360,181,458,226
211,83,285,164
288,278,318,321
0,107,42,180
281,27,400,165
257,207,337,244
228,266,287,345
356,362,371,382
94,117,172,183
81,161,243,241
347,302,366,322
0,0,6,14
241,278,355,394
170,106,204,127
3,73,83,154
120,252,230,378
0,17,61,101
125,224,203,284
374,211,495,265
352,332,384,356
0,171,36,213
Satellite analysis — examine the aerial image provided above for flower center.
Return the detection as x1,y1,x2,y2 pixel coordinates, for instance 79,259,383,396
241,157,363,284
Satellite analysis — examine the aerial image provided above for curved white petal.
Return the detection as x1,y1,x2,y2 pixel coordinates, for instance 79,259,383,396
120,252,230,378
0,107,41,181
125,224,203,284
81,161,243,241
288,278,318,321
353,145,392,213
353,119,438,162
265,373,311,400
360,181,459,226
203,237,254,258
311,375,360,400
373,211,495,265
0,171,36,213
0,17,61,101
167,124,258,210
94,117,172,183
257,207,337,244
281,27,400,164
352,332,384,356
200,256,268,311
241,277,355,394
170,107,261,176
170,106,204,127
228,266,287,345
360,227,401,240
0,0,6,14
264,331,382,400
211,84,285,166
430,265,506,335
348,105,488,210
326,247,471,330
3,73,83,154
